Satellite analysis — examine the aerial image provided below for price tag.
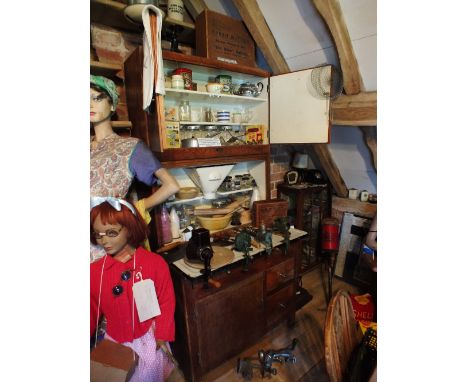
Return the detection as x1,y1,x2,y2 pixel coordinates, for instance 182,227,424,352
132,279,161,322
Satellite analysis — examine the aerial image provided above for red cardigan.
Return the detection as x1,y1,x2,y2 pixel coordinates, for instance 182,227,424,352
90,247,175,343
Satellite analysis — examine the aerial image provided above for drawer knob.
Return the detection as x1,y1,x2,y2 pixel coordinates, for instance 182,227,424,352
279,303,286,309
279,273,288,278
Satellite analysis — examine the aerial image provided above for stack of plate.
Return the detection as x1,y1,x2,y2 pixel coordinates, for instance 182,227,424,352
216,111,230,123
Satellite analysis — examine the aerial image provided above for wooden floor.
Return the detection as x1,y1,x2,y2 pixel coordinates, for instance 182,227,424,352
168,265,360,382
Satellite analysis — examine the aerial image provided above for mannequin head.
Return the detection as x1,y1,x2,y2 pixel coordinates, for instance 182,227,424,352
90,75,119,125
90,201,148,251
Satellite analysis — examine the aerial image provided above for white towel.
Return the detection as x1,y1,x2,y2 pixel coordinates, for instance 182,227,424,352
142,5,166,111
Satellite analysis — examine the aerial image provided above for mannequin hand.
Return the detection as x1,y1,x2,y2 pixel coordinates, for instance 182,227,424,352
156,339,177,365
156,339,166,350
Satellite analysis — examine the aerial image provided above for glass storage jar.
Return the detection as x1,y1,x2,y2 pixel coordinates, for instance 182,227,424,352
180,124,200,141
179,100,191,121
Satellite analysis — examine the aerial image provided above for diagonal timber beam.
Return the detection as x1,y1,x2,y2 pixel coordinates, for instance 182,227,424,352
233,0,289,75
311,144,348,198
360,126,377,170
182,0,208,20
331,91,377,126
312,0,362,95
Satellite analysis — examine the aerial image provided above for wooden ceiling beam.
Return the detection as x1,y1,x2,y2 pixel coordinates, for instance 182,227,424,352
182,0,208,20
232,0,289,75
311,0,362,95
331,91,377,126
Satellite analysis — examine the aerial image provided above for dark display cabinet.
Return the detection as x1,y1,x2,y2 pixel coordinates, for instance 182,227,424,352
277,182,331,273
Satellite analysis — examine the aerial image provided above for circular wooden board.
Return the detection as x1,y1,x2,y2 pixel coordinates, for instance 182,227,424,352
184,246,235,269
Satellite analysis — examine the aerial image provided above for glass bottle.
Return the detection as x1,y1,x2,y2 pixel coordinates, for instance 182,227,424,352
249,179,260,209
179,100,191,122
170,207,180,239
158,204,173,244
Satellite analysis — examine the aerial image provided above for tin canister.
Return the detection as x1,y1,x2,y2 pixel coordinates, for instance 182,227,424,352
173,68,192,90
215,74,232,94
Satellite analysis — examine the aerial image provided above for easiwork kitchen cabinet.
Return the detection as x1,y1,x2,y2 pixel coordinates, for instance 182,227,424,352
169,237,302,382
124,47,331,248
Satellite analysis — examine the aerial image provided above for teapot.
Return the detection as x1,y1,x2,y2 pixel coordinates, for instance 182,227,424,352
235,82,264,97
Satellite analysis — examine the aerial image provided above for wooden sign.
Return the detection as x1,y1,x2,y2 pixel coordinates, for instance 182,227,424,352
196,10,256,67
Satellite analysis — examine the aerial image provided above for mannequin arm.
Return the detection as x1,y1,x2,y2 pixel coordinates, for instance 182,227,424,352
143,168,180,211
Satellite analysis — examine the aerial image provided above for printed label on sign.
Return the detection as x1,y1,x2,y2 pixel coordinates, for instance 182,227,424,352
132,279,161,322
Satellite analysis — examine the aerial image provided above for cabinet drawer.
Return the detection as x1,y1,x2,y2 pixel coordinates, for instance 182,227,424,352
265,283,295,327
265,258,295,293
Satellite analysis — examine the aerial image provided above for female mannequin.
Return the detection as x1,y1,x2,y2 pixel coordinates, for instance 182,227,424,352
90,75,179,261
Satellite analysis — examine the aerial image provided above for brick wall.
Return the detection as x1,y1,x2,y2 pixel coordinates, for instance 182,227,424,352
269,144,295,199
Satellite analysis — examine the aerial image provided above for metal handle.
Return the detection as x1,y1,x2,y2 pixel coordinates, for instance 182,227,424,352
279,273,288,278
279,303,286,309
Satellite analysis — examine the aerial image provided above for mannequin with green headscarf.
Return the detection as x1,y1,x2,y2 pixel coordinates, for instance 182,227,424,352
90,75,179,261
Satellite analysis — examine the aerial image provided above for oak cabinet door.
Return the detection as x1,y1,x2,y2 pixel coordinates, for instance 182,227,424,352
195,274,264,372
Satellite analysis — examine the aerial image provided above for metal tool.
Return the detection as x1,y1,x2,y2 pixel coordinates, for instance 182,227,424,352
237,338,298,379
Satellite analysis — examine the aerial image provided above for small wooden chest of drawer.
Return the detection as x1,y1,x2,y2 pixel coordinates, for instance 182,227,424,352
265,258,295,292
265,283,295,327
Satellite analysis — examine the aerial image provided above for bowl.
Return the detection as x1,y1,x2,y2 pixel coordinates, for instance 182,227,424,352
176,187,199,200
197,213,232,231
206,83,223,93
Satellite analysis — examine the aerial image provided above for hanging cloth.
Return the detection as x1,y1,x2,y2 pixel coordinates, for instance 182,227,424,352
142,5,166,110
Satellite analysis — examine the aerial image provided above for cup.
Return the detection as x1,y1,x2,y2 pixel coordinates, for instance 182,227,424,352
232,112,242,124
360,190,369,202
348,188,359,200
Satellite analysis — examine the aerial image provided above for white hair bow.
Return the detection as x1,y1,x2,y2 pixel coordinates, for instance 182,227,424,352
90,196,136,215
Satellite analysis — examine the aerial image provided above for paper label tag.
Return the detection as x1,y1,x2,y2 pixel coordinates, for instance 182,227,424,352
132,279,161,322
197,137,221,147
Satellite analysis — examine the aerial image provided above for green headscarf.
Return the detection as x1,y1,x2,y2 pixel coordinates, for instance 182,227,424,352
90,75,119,109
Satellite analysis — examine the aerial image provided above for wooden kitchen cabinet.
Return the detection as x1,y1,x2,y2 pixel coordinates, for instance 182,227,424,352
169,238,302,382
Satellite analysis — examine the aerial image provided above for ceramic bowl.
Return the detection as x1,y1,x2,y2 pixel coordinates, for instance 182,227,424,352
197,213,232,231
176,187,199,199
206,83,223,93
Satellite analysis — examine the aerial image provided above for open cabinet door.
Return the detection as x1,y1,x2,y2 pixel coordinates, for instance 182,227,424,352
269,66,331,144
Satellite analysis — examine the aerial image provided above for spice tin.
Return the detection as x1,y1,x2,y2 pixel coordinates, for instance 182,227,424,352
215,74,232,94
173,68,192,90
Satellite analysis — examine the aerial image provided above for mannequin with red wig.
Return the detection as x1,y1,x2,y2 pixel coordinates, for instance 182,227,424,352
90,198,176,381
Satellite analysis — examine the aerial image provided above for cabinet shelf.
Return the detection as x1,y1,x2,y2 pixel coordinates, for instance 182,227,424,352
90,60,122,77
166,188,253,207
111,121,132,129
154,144,270,168
165,88,266,104
163,51,270,78
179,122,258,126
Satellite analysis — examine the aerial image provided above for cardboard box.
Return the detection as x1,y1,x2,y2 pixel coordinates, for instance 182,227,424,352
245,124,265,144
90,339,136,382
195,10,255,67
164,121,181,149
